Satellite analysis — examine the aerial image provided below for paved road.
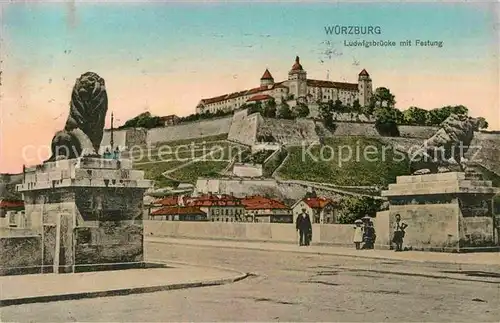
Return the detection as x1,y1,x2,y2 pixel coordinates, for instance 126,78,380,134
3,242,500,322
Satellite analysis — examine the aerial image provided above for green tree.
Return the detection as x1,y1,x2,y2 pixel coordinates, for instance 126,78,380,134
294,103,310,118
372,87,396,109
333,99,344,112
247,102,263,115
352,99,361,113
403,106,428,125
263,98,277,118
337,196,384,224
477,117,489,129
278,102,294,119
374,107,401,137
319,102,336,131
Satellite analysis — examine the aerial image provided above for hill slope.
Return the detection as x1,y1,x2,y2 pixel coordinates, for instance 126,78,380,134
276,137,410,187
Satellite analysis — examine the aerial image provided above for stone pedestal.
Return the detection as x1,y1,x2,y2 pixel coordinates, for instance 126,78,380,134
380,172,499,252
17,157,152,273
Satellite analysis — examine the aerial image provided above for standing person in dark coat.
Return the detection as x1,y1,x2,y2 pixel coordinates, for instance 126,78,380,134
296,208,313,246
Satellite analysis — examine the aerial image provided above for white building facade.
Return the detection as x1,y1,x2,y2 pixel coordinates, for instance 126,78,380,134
196,56,373,114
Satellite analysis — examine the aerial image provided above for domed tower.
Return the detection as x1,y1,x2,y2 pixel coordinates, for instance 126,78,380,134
260,69,274,88
358,69,373,107
287,56,307,99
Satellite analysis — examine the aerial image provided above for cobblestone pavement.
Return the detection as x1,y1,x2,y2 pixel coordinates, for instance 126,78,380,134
2,242,500,322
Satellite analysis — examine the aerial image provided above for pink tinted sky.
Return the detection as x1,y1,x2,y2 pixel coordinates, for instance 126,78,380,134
1,1,499,173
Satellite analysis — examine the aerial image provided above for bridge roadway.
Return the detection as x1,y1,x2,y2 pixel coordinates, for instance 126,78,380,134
3,241,500,322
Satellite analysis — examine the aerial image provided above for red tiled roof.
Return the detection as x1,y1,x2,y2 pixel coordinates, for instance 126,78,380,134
261,69,273,80
291,56,303,71
302,197,335,209
0,199,24,208
185,194,242,207
151,206,206,216
307,79,358,91
153,196,179,206
359,69,369,76
247,94,272,102
241,196,289,210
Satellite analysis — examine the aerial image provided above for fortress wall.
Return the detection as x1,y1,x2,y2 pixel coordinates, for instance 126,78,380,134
257,118,319,145
332,122,380,137
126,128,148,147
147,117,232,145
398,125,439,139
100,129,128,152
227,110,260,146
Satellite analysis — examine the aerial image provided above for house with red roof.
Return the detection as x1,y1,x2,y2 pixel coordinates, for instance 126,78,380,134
186,193,245,222
149,205,207,221
291,197,339,224
196,56,372,114
241,195,292,223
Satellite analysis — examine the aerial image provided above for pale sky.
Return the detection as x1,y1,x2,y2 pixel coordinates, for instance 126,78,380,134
1,1,499,173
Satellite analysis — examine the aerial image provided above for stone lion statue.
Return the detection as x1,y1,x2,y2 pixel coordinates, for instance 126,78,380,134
409,114,485,174
48,72,108,161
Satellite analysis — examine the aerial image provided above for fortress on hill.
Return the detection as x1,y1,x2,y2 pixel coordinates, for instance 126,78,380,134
196,56,373,114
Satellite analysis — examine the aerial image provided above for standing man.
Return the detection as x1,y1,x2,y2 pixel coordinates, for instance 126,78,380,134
296,208,312,246
392,214,408,252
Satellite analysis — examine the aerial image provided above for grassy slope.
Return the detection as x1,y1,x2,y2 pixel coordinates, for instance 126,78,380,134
132,134,248,187
277,137,411,187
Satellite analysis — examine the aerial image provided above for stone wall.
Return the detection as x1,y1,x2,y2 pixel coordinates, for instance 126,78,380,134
0,235,42,275
147,117,232,145
74,222,143,266
228,110,260,146
257,118,319,145
232,163,263,177
459,216,495,248
144,221,354,246
387,204,462,251
398,125,439,139
332,122,380,137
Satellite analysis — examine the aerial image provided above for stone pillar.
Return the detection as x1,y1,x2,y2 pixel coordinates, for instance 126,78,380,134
381,172,499,252
17,157,152,273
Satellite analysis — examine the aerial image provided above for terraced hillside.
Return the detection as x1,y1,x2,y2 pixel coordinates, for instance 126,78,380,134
276,137,411,187
132,134,250,187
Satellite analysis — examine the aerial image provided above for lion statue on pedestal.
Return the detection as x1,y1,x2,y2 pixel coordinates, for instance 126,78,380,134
47,72,108,161
409,114,486,174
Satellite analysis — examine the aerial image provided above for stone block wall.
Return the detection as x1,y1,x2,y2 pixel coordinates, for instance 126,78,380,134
74,222,143,265
147,117,232,145
257,118,319,145
144,221,355,246
332,122,380,137
459,216,495,248
228,110,260,146
398,125,439,138
387,204,462,251
0,235,42,275
232,163,263,177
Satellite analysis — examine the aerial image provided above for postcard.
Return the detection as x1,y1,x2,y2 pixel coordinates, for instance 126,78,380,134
1,1,499,322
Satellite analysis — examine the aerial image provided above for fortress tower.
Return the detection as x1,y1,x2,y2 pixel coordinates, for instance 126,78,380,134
358,69,373,107
287,56,307,100
260,69,274,88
